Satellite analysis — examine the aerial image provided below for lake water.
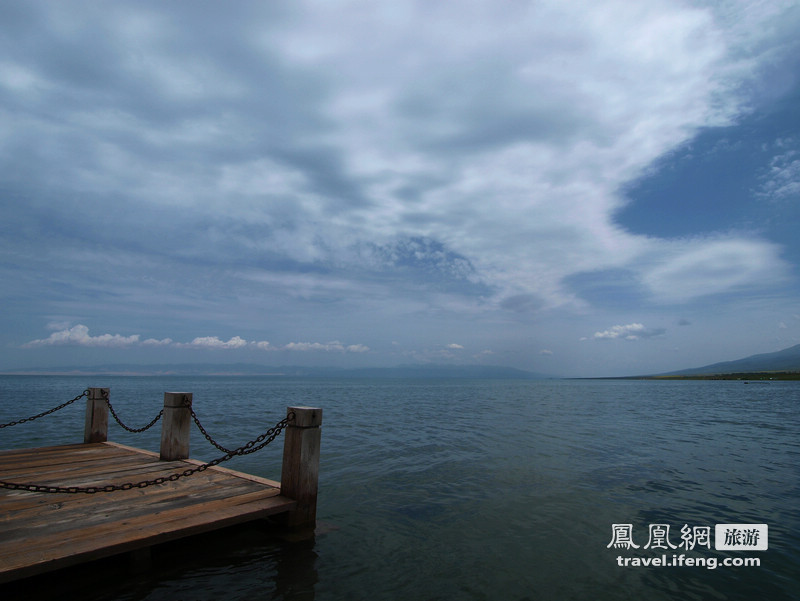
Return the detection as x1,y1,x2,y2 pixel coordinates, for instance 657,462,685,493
1,376,798,601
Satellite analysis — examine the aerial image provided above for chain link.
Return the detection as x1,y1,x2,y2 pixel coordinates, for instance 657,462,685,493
187,397,235,454
0,389,89,429
188,399,295,457
102,389,164,433
0,412,295,494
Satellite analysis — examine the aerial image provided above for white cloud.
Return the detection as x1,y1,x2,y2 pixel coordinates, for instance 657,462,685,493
593,323,665,340
759,148,800,201
177,336,249,350
641,238,786,303
284,341,369,353
540,349,554,355
23,325,140,348
447,343,464,349
142,338,173,346
21,326,368,354
285,342,337,352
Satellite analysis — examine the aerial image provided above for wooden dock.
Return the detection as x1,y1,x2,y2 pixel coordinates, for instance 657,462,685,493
0,389,322,584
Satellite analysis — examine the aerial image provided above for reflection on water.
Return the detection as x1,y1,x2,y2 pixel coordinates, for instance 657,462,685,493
1,376,799,600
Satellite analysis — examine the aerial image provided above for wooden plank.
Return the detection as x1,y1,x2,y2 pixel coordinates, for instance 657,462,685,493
6,487,287,551
104,442,283,487
0,492,295,582
8,458,190,487
0,468,221,515
0,444,128,468
4,476,272,523
0,441,296,584
1,443,278,492
1,457,276,529
0,457,272,514
0,479,277,541
0,453,155,481
0,442,91,457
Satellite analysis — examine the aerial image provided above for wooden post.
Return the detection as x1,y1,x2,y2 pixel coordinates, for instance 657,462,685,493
84,387,109,443
279,406,322,529
160,392,192,461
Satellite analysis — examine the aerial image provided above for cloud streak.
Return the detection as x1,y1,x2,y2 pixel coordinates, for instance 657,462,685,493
22,325,142,348
641,238,787,303
593,323,666,341
23,326,369,353
176,336,250,350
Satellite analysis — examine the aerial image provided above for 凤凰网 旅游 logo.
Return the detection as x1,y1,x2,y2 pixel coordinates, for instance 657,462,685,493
607,523,768,551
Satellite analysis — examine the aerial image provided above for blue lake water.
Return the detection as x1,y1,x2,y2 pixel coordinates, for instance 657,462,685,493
1,375,799,600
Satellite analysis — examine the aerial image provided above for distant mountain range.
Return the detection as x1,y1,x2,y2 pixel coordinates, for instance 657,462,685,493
655,343,800,377
1,363,547,379
6,345,800,379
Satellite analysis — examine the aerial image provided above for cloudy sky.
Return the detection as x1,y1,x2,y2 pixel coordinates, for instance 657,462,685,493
1,0,799,377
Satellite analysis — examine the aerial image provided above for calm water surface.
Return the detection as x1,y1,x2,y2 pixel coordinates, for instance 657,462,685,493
1,376,798,601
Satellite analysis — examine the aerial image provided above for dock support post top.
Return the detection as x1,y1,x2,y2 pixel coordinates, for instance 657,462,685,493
84,387,109,444
279,406,322,530
287,406,323,428
160,392,192,461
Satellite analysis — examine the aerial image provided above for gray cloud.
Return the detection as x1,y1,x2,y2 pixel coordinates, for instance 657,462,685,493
2,0,799,374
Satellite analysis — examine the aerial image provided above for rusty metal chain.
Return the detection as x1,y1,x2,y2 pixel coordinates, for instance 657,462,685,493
0,412,295,494
0,389,89,429
232,409,295,456
186,397,235,454
101,389,164,433
186,397,295,457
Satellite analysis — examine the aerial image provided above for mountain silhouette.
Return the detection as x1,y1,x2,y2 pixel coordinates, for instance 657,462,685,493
661,344,800,376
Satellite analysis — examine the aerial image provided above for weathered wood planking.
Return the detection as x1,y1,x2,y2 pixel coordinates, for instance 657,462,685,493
0,441,295,583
